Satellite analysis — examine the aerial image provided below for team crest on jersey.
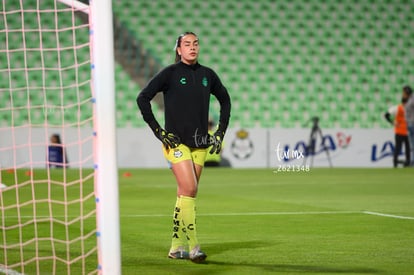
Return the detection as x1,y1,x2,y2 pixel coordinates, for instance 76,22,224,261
202,77,208,87
173,149,183,158
180,77,187,84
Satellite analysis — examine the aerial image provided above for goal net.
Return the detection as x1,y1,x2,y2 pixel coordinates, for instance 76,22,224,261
0,0,119,274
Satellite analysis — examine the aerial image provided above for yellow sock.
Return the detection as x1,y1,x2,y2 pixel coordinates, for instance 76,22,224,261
179,196,199,251
170,197,187,251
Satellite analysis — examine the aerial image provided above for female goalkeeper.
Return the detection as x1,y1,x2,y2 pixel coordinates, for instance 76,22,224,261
137,32,231,263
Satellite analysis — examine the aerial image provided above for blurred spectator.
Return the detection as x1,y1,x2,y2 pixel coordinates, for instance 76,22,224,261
384,90,411,167
47,134,69,168
403,86,414,166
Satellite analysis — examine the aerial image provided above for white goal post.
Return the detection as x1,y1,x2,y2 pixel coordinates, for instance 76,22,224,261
0,0,121,273
58,0,121,274
88,0,121,274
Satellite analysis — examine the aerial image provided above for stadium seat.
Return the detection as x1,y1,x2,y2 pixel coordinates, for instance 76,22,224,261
1,0,411,129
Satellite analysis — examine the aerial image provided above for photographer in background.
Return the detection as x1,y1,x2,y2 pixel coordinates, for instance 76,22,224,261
403,86,414,166
384,87,411,167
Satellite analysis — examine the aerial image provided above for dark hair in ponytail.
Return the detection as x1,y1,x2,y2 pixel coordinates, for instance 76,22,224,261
403,85,412,96
174,31,197,63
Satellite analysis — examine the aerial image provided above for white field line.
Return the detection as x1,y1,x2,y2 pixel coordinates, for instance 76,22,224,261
5,211,357,219
127,210,359,218
362,211,414,220
128,210,414,220
5,210,414,220
0,265,25,275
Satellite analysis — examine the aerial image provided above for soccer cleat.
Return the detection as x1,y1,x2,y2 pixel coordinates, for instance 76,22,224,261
168,249,189,260
189,247,207,263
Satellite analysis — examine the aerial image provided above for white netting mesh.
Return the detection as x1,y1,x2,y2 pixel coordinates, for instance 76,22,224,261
0,0,97,274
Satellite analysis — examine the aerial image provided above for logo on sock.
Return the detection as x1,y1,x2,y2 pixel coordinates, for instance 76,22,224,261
173,207,181,238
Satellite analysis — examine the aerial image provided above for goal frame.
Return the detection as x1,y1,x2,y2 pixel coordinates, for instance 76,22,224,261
90,0,121,274
58,0,121,274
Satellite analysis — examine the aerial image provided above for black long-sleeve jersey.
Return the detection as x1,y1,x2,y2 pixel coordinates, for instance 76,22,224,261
137,61,231,148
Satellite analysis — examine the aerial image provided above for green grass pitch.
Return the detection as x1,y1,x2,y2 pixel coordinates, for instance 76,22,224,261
119,168,414,275
1,167,414,274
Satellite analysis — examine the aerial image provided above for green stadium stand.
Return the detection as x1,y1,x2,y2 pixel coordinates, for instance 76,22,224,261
1,0,413,128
